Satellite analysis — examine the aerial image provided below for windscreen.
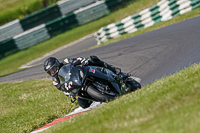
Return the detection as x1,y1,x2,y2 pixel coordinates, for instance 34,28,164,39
58,63,81,86
58,63,72,82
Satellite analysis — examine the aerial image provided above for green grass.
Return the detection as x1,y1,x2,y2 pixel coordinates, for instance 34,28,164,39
0,0,200,77
1,63,199,133
0,0,58,26
0,78,78,133
44,63,200,133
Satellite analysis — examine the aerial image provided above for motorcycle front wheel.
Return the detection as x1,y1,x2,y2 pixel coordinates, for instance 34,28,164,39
87,85,116,102
77,98,93,109
126,80,141,91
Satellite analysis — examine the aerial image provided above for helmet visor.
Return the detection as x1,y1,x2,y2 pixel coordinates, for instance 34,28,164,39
46,61,59,77
49,66,57,75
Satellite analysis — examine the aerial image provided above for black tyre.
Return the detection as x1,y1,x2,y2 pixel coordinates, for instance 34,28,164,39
87,85,116,102
127,80,141,92
77,98,93,109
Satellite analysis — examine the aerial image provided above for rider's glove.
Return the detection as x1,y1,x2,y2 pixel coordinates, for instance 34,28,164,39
63,58,70,64
63,91,75,98
63,91,70,97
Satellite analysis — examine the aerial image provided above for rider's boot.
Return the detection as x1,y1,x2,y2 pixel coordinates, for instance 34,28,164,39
130,76,141,83
120,72,141,83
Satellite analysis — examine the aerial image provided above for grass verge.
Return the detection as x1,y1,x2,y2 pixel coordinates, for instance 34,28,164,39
44,63,200,133
0,0,59,26
1,63,199,133
0,0,200,77
0,79,78,133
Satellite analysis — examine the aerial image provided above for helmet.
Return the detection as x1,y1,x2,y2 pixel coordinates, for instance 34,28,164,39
44,57,60,77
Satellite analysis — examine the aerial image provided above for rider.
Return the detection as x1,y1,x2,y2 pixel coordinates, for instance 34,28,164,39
43,55,121,108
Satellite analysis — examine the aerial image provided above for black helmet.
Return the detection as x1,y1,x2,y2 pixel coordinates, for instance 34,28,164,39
44,57,60,77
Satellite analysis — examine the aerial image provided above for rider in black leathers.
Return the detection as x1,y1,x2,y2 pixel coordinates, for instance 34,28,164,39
44,55,121,108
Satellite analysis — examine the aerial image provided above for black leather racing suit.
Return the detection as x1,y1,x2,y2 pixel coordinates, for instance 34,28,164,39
52,56,120,108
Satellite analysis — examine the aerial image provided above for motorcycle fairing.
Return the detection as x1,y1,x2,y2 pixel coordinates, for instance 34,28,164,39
58,63,82,91
84,66,121,94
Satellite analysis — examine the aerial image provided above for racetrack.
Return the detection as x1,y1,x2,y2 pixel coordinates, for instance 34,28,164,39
0,16,200,86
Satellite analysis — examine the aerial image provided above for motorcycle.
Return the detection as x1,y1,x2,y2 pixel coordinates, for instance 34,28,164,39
58,63,141,108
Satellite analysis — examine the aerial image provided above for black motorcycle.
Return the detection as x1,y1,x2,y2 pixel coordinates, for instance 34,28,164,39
58,63,141,108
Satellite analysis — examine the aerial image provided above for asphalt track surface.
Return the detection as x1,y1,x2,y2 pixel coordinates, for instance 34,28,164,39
0,16,200,86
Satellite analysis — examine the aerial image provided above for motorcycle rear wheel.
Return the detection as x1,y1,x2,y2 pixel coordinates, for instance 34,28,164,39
87,85,116,102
